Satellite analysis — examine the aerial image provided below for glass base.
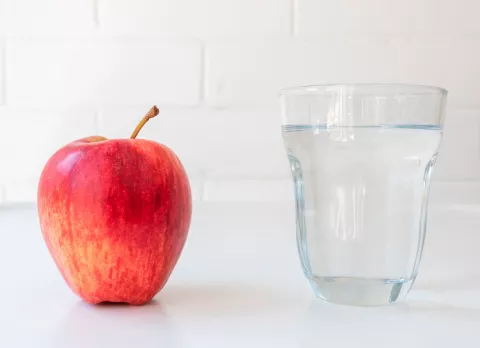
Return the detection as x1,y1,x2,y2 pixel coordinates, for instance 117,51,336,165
308,275,415,306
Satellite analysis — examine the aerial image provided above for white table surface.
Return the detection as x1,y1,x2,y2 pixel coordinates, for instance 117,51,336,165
1,201,479,347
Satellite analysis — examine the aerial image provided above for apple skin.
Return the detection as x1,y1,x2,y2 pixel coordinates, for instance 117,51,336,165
38,136,191,305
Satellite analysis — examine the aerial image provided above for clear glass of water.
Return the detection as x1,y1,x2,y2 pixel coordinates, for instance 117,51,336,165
280,84,447,306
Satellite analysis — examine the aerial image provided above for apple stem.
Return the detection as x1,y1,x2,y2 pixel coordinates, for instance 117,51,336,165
130,106,160,139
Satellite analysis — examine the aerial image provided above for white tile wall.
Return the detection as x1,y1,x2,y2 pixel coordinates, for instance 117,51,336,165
434,110,480,181
206,38,397,106
296,0,480,36
6,39,201,108
203,180,292,202
98,0,291,37
0,0,479,203
0,0,96,37
396,37,480,108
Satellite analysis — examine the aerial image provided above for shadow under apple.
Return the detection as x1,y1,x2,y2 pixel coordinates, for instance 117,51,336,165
48,299,180,348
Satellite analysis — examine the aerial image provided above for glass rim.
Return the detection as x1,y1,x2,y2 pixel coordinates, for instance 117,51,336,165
279,83,448,97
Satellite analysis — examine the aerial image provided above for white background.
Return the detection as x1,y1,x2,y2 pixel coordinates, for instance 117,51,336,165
0,0,479,203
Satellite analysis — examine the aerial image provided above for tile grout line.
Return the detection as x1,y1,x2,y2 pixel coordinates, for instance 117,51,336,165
93,0,101,28
291,0,298,36
199,41,207,106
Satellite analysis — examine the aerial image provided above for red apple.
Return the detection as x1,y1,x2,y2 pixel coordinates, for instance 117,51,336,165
38,106,191,305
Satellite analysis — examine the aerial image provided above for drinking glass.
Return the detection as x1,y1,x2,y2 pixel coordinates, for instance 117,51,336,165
280,84,447,306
